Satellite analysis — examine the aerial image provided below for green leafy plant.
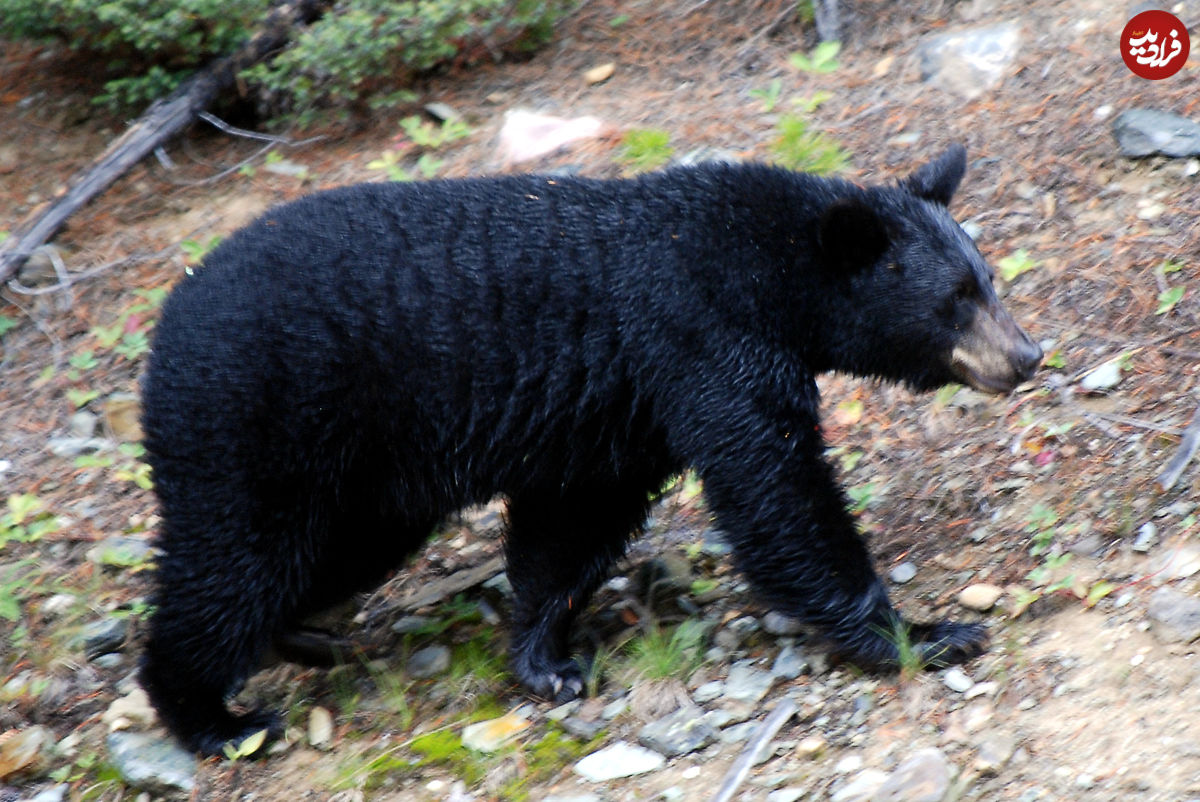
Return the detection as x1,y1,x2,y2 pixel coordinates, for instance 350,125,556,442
0,315,17,339
1043,349,1066,369
0,494,60,550
625,619,707,682
997,249,1038,282
847,482,879,514
789,41,841,73
90,287,166,362
617,128,674,174
769,114,849,174
749,79,783,112
1157,285,1185,315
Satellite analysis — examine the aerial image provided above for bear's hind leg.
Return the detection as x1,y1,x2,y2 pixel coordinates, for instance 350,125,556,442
505,484,654,702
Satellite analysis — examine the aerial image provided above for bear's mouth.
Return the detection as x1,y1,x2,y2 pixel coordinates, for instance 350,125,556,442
949,357,1024,394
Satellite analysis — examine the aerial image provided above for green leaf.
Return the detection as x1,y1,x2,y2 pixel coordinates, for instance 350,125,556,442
1156,285,1185,315
1044,349,1066,369
1085,580,1117,608
997,249,1038,282
789,41,841,73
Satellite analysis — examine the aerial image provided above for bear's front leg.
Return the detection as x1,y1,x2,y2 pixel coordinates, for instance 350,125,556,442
504,483,659,701
686,391,986,670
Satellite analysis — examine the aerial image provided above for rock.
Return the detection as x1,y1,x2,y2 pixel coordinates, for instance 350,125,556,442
309,706,334,750
873,747,952,802
958,583,1003,611
674,147,740,167
69,411,98,439
583,63,616,84
47,436,110,458
391,615,435,634
78,618,128,660
1147,586,1200,643
889,562,918,584
263,159,309,179
771,644,809,680
102,394,143,441
830,768,888,802
796,734,826,758
916,22,1022,100
543,796,603,802
943,667,974,693
102,688,157,731
1112,108,1200,158
723,663,775,703
637,707,717,757
39,594,76,619
87,536,153,568
25,785,68,802
573,741,665,781
693,680,724,703
0,726,53,780
423,102,461,123
768,789,805,802
106,732,196,795
762,610,804,636
1132,521,1157,553
497,109,607,164
974,731,1017,774
1080,359,1123,392
407,644,451,678
559,716,605,741
462,710,530,752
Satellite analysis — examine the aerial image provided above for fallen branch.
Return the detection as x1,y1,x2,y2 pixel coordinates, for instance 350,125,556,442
709,698,798,802
1156,403,1200,492
0,0,331,284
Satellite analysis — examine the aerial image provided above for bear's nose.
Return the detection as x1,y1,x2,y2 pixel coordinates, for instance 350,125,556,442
1014,337,1043,379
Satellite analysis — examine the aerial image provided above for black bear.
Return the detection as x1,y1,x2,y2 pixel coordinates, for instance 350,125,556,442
139,145,1041,755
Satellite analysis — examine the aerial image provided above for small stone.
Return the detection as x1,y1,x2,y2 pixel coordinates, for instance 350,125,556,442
796,734,826,758
87,536,153,568
78,618,128,660
835,754,864,773
102,394,143,441
771,645,809,680
461,710,530,752
40,594,76,619
1132,521,1157,553
916,22,1022,100
47,436,110,458
975,732,1017,774
390,615,434,634
0,725,53,780
574,741,665,781
546,700,580,721
263,158,309,178
407,644,451,678
106,732,196,795
889,562,918,584
559,716,605,741
637,707,717,757
762,611,804,635
102,688,157,731
873,747,951,802
308,706,334,750
1112,108,1200,158
943,667,974,693
831,768,888,802
1080,359,1123,392
723,663,775,703
693,680,724,703
69,410,99,438
26,785,68,802
1147,586,1200,643
583,63,616,84
423,102,461,122
958,583,1004,611
768,789,804,802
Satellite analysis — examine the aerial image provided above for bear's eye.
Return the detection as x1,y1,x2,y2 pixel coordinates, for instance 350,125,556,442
953,280,976,303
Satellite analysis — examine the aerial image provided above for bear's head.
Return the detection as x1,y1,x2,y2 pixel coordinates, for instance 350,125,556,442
815,144,1042,394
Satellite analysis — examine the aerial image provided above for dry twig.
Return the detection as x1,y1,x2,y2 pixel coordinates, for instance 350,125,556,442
1156,403,1200,492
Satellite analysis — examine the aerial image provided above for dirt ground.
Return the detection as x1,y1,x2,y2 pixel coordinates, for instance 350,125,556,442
2,0,1199,800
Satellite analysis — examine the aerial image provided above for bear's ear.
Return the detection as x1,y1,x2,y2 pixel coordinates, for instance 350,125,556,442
817,197,891,273
903,143,967,206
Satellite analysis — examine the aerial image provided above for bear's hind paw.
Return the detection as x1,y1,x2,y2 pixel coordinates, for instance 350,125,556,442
911,620,989,668
185,710,284,758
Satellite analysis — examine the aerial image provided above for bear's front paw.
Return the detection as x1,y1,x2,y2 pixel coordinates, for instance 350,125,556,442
512,654,586,703
187,710,284,757
833,615,988,671
908,620,988,667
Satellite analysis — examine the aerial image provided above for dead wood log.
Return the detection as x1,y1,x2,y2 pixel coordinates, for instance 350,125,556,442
0,0,331,284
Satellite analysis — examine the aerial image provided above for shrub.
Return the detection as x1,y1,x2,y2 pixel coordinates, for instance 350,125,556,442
0,0,575,116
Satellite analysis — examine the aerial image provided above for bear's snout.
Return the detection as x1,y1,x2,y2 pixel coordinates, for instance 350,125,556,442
949,302,1041,394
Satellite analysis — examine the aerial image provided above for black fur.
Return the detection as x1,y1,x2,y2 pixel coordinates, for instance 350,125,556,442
141,148,1021,755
